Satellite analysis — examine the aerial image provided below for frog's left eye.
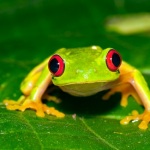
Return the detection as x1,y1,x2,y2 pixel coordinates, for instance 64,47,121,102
106,49,122,71
48,54,65,77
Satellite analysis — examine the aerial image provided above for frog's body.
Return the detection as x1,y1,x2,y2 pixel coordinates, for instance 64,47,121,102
4,46,150,130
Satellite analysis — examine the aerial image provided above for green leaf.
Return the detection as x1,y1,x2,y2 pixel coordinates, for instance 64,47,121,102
1,0,150,149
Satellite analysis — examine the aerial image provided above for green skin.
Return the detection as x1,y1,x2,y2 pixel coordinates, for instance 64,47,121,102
50,46,120,96
21,46,120,97
3,46,150,129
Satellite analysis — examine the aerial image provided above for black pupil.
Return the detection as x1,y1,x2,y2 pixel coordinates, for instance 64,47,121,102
112,53,121,67
50,58,59,73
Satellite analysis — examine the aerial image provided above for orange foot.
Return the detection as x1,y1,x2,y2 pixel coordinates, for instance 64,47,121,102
120,110,150,130
3,96,65,118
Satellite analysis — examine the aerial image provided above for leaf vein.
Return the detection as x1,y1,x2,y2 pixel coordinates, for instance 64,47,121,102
80,118,119,150
18,113,43,149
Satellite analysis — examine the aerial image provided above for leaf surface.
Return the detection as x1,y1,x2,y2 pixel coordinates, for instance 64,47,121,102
1,0,150,149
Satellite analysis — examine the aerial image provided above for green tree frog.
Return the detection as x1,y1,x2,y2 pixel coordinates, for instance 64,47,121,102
3,46,150,130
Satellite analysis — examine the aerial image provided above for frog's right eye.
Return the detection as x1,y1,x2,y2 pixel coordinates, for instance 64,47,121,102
48,54,65,77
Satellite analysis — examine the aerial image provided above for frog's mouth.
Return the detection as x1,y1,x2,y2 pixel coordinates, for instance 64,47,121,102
59,81,111,97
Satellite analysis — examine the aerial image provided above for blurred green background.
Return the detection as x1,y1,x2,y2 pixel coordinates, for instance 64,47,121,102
1,0,150,149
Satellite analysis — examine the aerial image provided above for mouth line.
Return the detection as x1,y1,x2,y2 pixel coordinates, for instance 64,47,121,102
56,79,114,86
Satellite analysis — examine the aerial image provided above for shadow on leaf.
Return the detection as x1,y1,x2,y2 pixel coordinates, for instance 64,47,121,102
45,88,121,117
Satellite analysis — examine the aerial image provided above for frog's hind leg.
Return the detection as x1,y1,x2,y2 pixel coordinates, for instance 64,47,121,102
102,83,141,107
4,95,26,106
42,87,62,104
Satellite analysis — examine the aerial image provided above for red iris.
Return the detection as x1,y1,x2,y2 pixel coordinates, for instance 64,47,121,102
48,54,65,77
106,49,122,71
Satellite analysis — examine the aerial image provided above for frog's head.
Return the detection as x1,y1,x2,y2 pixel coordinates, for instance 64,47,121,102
48,46,121,93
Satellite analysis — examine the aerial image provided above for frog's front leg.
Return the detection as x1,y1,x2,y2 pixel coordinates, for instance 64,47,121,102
103,61,150,129
3,66,65,118
20,57,50,95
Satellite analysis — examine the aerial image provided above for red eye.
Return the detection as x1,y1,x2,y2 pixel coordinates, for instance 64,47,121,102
106,49,122,71
48,54,65,77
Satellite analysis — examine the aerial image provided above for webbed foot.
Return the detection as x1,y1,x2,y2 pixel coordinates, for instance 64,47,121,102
3,96,65,118
120,110,150,130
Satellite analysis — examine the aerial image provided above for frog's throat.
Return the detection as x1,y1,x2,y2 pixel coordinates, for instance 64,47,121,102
58,81,112,97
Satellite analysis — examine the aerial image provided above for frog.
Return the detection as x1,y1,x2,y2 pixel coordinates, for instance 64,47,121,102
3,46,150,130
